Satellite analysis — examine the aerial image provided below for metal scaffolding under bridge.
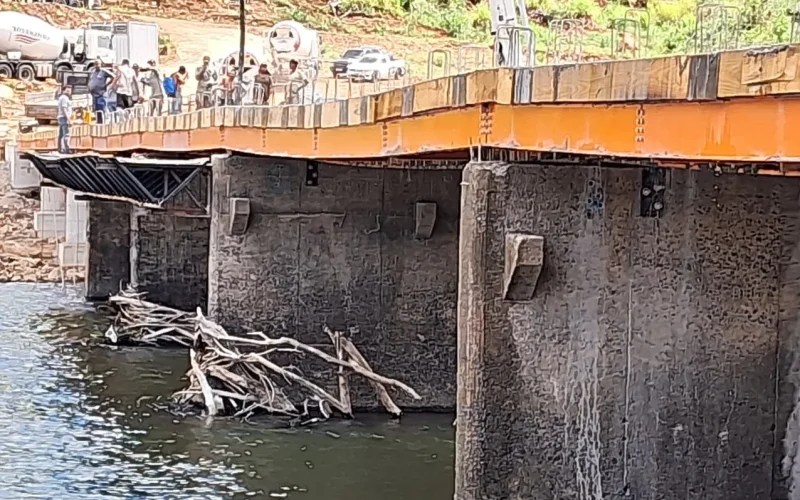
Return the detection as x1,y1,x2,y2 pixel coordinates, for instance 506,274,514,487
22,153,211,216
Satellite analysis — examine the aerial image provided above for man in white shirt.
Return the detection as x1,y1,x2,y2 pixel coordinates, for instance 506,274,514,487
287,59,308,105
115,59,138,110
57,85,73,154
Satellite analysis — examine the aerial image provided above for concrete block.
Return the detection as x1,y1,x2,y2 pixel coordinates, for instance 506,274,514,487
503,232,544,301
65,190,89,244
228,197,251,235
414,201,438,239
7,142,42,191
33,211,66,239
58,242,88,268
41,186,67,212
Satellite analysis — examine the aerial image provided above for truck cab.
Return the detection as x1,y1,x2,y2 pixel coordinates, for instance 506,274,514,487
63,29,115,63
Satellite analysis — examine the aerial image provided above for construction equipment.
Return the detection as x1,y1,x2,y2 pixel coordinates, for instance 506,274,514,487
264,20,321,83
694,3,741,53
24,70,91,125
86,21,160,68
0,11,114,80
488,0,534,67
549,19,585,64
611,9,651,59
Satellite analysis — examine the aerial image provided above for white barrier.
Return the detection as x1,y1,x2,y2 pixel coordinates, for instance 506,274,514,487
5,142,42,191
40,186,67,212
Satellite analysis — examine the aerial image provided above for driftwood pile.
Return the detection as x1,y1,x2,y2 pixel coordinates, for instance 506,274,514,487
105,288,420,419
106,290,196,345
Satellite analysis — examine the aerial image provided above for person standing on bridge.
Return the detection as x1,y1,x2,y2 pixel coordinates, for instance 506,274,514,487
195,56,217,110
105,64,118,120
88,60,113,124
168,66,188,115
115,59,138,110
57,85,73,155
254,64,273,105
287,59,308,105
140,60,165,116
131,64,142,105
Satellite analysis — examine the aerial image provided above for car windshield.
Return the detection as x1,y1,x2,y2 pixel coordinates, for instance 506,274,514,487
359,57,378,63
343,50,363,58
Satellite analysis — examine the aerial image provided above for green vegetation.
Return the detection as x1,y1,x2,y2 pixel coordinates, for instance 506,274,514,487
334,0,799,59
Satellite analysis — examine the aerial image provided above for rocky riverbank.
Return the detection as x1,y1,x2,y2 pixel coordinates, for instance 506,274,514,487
0,163,84,283
0,80,83,283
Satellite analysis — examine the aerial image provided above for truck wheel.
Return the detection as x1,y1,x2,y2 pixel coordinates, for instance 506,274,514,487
0,63,12,79
16,64,36,82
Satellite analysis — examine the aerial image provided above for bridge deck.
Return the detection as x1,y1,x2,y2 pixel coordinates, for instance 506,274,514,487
17,45,800,169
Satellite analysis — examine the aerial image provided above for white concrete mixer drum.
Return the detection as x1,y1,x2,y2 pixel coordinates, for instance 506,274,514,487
264,21,320,82
266,21,319,60
0,12,67,61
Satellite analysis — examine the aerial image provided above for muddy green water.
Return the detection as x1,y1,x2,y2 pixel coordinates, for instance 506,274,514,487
0,283,455,499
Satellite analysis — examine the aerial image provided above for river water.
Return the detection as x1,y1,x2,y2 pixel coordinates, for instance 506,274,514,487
0,283,455,499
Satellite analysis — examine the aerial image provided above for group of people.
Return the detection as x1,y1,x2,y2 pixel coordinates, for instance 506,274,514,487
86,59,190,122
194,56,310,107
57,59,189,153
56,55,312,153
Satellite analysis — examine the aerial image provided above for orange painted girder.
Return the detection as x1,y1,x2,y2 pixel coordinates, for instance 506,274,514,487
19,97,800,163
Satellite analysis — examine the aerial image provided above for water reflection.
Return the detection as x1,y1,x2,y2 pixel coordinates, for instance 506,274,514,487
0,283,454,499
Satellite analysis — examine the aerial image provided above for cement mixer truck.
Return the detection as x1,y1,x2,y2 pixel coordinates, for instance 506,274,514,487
264,20,321,83
0,12,157,81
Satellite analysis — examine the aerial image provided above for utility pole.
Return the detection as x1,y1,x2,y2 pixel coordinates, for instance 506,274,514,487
238,0,246,82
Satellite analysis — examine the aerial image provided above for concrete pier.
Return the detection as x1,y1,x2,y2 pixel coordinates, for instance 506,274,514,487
207,155,460,409
86,201,210,311
455,161,800,499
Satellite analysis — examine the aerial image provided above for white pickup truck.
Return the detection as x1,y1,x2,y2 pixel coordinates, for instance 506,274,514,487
345,53,406,82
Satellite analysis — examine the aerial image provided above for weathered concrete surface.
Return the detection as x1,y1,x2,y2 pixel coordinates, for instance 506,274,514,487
86,201,210,310
137,213,210,311
86,201,130,300
208,155,460,409
456,161,800,500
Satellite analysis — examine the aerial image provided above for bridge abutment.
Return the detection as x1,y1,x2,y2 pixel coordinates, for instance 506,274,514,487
456,160,800,499
207,154,461,410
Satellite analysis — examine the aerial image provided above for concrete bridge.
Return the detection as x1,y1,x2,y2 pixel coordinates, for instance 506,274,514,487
17,44,800,499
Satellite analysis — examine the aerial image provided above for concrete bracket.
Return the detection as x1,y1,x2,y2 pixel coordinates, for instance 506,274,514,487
503,233,544,301
228,197,251,235
414,201,437,239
